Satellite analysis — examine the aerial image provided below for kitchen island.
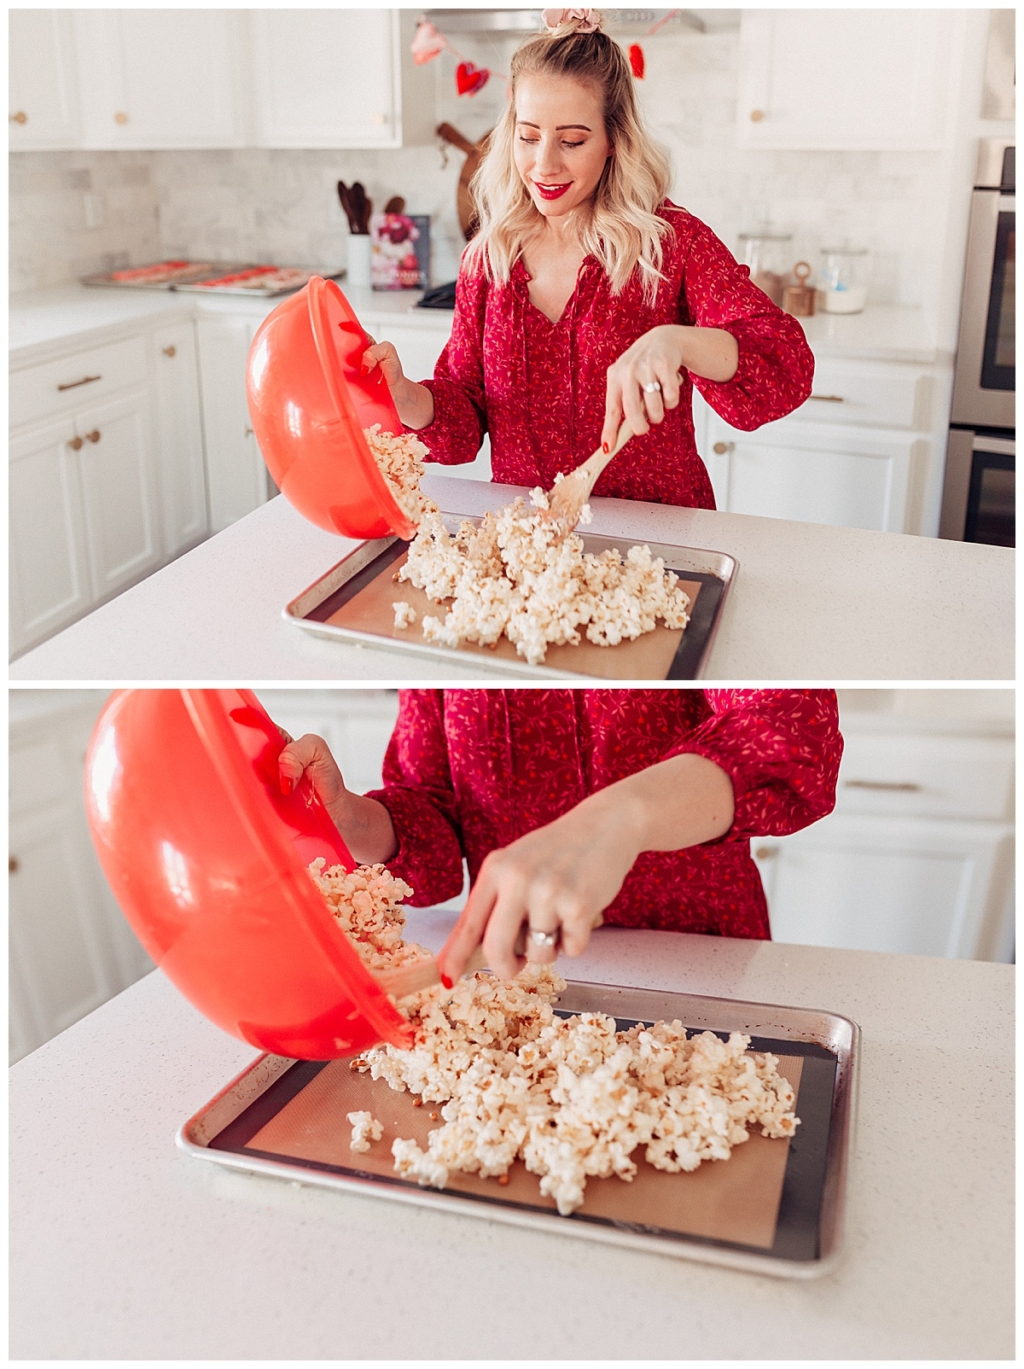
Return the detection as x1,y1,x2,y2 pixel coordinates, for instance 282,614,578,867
10,920,1013,1360
10,472,1013,680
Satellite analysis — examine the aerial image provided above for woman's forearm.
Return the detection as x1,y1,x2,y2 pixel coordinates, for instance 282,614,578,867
674,325,739,383
329,792,398,866
583,752,735,859
391,377,436,430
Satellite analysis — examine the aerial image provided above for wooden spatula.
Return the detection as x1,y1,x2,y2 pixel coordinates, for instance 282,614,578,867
546,419,633,535
373,945,489,1000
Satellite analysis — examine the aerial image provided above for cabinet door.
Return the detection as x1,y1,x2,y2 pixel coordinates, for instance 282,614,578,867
251,10,403,149
9,9,81,150
737,10,961,151
196,316,273,531
74,391,163,601
9,416,93,657
707,419,917,533
754,815,1014,961
73,10,248,149
150,321,209,555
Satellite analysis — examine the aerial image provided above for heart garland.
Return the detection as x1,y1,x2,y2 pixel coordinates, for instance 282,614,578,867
456,61,491,97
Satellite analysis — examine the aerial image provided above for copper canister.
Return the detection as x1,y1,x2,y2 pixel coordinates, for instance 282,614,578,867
782,262,816,316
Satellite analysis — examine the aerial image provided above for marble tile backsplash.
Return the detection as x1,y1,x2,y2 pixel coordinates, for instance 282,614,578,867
8,27,962,319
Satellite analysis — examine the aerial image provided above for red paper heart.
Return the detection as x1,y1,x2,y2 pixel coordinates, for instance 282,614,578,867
456,61,490,96
629,43,645,78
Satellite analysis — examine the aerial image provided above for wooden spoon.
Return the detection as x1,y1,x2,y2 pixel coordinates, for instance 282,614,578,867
374,945,488,1000
546,419,633,534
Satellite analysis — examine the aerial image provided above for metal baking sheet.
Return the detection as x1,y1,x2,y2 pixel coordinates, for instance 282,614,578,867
284,517,737,680
178,981,858,1278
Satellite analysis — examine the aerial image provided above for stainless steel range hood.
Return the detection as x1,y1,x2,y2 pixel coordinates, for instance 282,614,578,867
425,10,740,36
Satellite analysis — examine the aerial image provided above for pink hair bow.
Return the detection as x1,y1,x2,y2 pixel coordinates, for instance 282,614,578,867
542,9,601,34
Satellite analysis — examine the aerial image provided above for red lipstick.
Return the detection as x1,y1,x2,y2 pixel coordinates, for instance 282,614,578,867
533,181,571,201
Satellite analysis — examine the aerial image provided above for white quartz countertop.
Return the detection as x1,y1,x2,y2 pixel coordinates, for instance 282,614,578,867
10,284,948,365
9,920,1013,1360
10,475,1013,681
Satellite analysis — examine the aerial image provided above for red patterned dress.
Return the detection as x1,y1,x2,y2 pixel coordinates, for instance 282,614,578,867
368,689,843,940
410,202,814,508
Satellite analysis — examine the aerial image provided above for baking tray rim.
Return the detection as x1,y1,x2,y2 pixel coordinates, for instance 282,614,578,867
177,981,859,1281
282,519,739,681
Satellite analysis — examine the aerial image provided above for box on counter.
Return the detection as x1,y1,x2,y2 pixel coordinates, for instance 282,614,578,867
371,212,430,290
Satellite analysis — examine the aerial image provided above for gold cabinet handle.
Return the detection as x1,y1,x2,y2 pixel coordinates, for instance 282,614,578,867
9,855,20,873
68,435,84,451
162,344,177,358
86,429,101,443
9,111,28,125
809,394,845,403
245,426,254,437
844,779,922,792
749,109,765,123
57,374,101,392
754,845,777,860
114,111,129,125
712,441,732,455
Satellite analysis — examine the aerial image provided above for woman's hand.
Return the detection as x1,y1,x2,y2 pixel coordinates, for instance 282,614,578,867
600,324,740,453
438,790,642,982
438,751,735,983
278,733,397,866
360,337,436,431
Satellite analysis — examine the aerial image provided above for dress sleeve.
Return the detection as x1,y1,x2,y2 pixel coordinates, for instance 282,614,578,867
364,690,467,905
409,266,489,466
680,221,815,431
664,689,842,842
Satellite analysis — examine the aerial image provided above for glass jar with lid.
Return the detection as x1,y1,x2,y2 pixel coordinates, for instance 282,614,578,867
738,227,793,306
819,245,870,313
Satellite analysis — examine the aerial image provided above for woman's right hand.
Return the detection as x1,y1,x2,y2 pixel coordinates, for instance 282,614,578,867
360,337,436,430
278,733,398,866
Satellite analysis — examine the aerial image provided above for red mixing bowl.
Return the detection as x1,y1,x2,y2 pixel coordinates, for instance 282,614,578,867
246,276,418,541
83,689,414,1059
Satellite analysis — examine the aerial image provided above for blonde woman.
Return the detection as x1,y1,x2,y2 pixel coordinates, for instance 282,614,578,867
363,8,814,509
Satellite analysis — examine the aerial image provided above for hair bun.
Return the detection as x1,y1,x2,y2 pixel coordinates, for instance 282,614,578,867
541,8,603,35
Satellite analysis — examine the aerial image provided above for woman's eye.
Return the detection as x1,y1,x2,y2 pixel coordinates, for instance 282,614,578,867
563,140,584,149
518,136,539,144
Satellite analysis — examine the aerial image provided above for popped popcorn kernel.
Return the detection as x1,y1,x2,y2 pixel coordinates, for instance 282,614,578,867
364,424,439,526
347,1110,383,1152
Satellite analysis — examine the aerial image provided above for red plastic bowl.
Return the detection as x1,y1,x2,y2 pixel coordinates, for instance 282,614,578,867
246,276,418,541
83,689,414,1060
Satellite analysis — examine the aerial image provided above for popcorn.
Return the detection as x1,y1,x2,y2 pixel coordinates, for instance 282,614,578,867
363,424,439,526
392,600,417,630
400,492,691,666
347,1111,383,1152
310,860,801,1218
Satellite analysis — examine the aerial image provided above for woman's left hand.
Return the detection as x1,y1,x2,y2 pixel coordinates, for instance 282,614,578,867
600,324,740,453
437,793,642,982
601,324,687,452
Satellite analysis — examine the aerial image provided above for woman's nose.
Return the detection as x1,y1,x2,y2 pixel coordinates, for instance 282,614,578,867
533,138,565,177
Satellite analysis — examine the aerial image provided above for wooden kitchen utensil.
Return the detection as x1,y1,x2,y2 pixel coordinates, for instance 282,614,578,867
546,420,633,534
782,261,817,317
437,121,492,240
373,945,488,1000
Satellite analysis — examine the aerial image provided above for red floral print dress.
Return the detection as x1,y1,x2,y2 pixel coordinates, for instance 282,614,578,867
367,689,842,940
409,203,814,508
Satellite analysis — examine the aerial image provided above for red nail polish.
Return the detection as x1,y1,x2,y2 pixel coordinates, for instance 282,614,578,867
440,973,453,990
280,774,293,796
602,441,610,454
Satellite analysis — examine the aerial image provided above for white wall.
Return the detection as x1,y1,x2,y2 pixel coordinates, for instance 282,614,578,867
9,8,1005,350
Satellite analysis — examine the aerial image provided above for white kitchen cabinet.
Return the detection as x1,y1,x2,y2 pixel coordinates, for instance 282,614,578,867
9,693,155,1065
705,417,918,534
72,9,249,150
9,416,93,657
74,390,163,600
150,321,209,556
8,9,81,150
195,315,273,531
736,10,963,151
250,9,434,149
753,716,1015,963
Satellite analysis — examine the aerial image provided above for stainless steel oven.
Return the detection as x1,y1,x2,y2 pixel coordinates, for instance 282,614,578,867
940,140,1015,545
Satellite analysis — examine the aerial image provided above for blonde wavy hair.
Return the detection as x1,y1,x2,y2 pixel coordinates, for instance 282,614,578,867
462,13,673,302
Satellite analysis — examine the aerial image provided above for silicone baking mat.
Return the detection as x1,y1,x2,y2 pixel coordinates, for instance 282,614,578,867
205,1018,837,1263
